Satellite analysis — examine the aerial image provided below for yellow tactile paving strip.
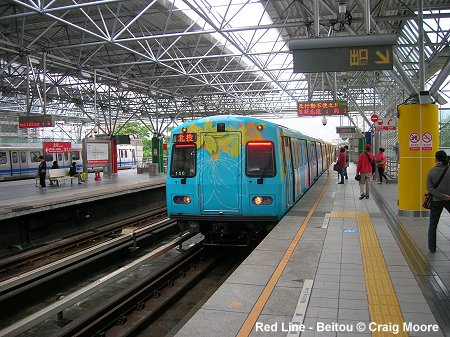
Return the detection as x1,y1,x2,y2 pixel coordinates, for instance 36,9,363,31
331,211,408,337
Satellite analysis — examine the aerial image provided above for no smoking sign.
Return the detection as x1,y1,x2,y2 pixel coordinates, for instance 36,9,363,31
422,132,432,150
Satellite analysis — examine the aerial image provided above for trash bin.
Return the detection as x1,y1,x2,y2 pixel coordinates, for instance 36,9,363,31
148,163,159,176
103,165,110,178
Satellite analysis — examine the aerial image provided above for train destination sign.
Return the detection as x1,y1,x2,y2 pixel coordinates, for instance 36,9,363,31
19,115,54,128
290,35,397,73
298,101,348,116
173,133,197,143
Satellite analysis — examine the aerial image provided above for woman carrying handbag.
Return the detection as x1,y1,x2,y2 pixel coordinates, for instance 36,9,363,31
426,150,450,253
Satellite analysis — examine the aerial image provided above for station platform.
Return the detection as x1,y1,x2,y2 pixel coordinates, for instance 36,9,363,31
174,165,450,337
0,169,166,221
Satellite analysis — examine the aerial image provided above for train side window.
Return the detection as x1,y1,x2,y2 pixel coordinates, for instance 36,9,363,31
246,141,275,177
170,144,196,178
12,152,18,163
21,152,27,163
72,151,80,161
0,152,7,164
45,154,53,162
64,153,69,161
58,153,63,161
30,151,41,162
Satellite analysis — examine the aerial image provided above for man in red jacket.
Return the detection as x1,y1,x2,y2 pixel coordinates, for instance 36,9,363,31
356,144,376,199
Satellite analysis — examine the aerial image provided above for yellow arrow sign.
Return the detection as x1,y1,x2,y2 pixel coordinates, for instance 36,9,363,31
375,49,390,64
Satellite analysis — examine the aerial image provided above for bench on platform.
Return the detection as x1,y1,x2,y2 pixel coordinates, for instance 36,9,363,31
49,168,77,186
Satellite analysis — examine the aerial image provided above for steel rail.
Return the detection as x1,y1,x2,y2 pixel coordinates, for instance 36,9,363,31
0,216,172,297
0,231,197,337
53,243,215,337
0,204,166,274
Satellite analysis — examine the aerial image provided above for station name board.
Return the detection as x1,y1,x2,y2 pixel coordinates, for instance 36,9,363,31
298,101,348,116
19,115,54,128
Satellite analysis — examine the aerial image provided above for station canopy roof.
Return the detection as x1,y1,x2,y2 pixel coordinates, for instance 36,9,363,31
0,0,449,137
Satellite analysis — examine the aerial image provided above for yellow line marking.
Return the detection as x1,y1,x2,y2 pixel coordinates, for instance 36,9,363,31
236,176,331,337
330,211,408,337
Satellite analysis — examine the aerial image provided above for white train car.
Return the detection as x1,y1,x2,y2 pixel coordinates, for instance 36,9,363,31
0,141,143,180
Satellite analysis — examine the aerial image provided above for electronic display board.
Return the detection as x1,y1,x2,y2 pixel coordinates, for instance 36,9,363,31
18,115,54,128
173,133,197,143
298,101,348,116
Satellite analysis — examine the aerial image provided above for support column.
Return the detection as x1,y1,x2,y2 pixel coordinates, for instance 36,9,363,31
152,137,163,172
397,103,439,217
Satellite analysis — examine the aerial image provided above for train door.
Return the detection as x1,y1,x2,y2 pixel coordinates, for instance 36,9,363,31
10,151,22,176
317,144,323,173
199,132,241,214
308,141,318,181
300,140,310,191
282,136,294,208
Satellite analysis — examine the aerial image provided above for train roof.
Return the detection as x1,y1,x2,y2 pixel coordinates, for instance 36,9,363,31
172,115,334,145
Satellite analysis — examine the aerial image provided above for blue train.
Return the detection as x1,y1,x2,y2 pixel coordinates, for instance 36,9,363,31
166,115,334,245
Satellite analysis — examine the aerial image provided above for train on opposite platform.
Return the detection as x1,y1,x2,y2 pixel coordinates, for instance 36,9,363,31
0,141,143,180
166,115,334,245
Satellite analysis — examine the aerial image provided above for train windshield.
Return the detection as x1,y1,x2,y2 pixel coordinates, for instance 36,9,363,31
246,141,275,177
170,144,196,178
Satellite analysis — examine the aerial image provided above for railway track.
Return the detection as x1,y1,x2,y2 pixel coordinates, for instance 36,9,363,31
0,202,167,277
53,242,219,337
0,232,204,337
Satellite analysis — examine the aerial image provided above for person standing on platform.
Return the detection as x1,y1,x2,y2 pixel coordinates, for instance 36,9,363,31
38,156,47,190
337,147,346,184
356,144,376,199
343,145,349,180
69,162,83,184
426,150,450,253
376,148,388,184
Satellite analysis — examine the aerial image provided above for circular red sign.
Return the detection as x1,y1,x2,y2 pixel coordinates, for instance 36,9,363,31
371,114,378,123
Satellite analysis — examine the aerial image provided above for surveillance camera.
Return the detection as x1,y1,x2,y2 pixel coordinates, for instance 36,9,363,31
94,130,98,134
322,117,327,126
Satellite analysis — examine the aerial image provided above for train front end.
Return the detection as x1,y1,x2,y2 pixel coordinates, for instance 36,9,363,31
166,116,284,245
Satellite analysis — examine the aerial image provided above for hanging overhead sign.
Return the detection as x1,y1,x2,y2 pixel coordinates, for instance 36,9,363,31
298,101,348,116
336,126,356,134
290,35,397,73
43,142,72,154
374,117,397,131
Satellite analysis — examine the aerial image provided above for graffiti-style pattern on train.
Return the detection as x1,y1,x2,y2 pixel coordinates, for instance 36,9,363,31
0,142,142,179
166,115,334,245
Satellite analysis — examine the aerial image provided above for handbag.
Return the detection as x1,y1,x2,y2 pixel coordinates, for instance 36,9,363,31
333,163,340,171
355,174,361,181
422,192,432,209
423,165,449,209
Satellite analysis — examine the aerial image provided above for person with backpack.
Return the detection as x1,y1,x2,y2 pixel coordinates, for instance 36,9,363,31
426,150,450,253
356,144,376,200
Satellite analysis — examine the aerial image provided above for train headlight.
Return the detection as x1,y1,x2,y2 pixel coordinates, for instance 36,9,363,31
174,196,192,204
252,196,273,205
